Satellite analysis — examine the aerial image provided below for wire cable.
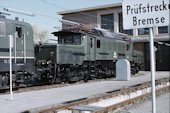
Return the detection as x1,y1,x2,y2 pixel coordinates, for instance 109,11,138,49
41,0,115,25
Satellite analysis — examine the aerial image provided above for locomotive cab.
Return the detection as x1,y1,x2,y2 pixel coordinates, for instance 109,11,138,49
35,31,86,83
57,32,82,45
52,31,85,65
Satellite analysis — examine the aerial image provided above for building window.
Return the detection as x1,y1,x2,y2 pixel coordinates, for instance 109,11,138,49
97,40,100,48
138,28,149,35
118,13,133,35
158,26,168,34
101,14,114,32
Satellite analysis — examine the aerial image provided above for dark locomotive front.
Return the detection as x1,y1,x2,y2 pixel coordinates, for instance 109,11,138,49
35,31,87,83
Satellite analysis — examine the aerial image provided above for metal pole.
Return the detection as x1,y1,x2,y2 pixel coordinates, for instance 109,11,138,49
9,35,13,101
149,27,156,113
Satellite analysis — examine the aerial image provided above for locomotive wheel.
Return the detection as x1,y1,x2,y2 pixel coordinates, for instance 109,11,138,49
131,67,136,74
135,67,139,73
84,74,89,82
55,78,62,84
47,73,56,84
14,82,19,90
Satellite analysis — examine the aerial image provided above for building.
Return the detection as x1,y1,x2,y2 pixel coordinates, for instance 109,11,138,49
58,3,170,71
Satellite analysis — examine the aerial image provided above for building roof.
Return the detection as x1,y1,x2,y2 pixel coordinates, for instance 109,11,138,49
58,3,122,15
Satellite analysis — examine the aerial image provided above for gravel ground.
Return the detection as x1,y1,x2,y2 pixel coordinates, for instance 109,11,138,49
114,91,170,113
0,71,169,113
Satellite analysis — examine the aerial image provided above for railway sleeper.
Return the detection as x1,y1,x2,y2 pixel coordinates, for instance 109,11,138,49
36,78,169,113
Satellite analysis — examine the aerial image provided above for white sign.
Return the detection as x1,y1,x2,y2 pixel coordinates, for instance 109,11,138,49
122,0,170,29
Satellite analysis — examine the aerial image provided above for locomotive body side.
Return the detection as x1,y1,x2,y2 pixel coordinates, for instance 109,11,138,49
0,17,35,88
131,50,144,73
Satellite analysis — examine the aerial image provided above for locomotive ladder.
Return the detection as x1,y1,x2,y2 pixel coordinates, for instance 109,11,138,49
14,33,26,66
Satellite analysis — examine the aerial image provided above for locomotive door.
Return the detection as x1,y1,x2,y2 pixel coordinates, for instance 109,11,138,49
89,37,96,61
14,25,26,64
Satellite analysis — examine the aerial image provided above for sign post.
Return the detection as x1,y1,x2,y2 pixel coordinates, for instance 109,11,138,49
9,35,13,101
149,27,156,113
122,0,169,113
122,0,169,29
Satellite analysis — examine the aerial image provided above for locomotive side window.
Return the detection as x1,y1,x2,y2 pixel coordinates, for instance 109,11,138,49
90,38,93,47
16,26,22,38
126,44,130,51
0,22,5,37
97,40,101,48
74,35,81,45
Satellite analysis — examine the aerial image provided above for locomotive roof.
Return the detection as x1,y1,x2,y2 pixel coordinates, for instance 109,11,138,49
92,27,129,40
0,17,33,40
0,17,32,28
52,30,81,36
52,28,131,43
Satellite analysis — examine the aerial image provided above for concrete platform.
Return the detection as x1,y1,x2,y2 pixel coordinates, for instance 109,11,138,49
0,71,169,113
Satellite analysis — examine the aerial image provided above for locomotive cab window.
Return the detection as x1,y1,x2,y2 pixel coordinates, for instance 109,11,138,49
74,35,81,45
58,36,66,43
66,36,74,43
16,26,22,38
97,40,101,48
58,34,81,45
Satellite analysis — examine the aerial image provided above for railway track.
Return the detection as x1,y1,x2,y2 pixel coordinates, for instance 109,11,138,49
31,77,169,113
0,73,144,95
0,76,114,95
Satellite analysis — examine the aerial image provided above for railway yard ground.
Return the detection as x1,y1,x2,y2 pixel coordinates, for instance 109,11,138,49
0,71,169,113
114,91,170,113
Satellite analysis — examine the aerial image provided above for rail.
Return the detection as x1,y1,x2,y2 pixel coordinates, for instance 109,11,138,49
31,77,169,113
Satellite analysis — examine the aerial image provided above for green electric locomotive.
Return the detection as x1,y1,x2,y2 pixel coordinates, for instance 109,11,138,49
35,28,143,83
0,16,35,88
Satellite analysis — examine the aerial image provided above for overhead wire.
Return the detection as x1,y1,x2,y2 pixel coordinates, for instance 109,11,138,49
41,0,96,25
1,1,122,31
41,0,116,26
1,1,117,29
0,5,64,30
0,5,60,20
